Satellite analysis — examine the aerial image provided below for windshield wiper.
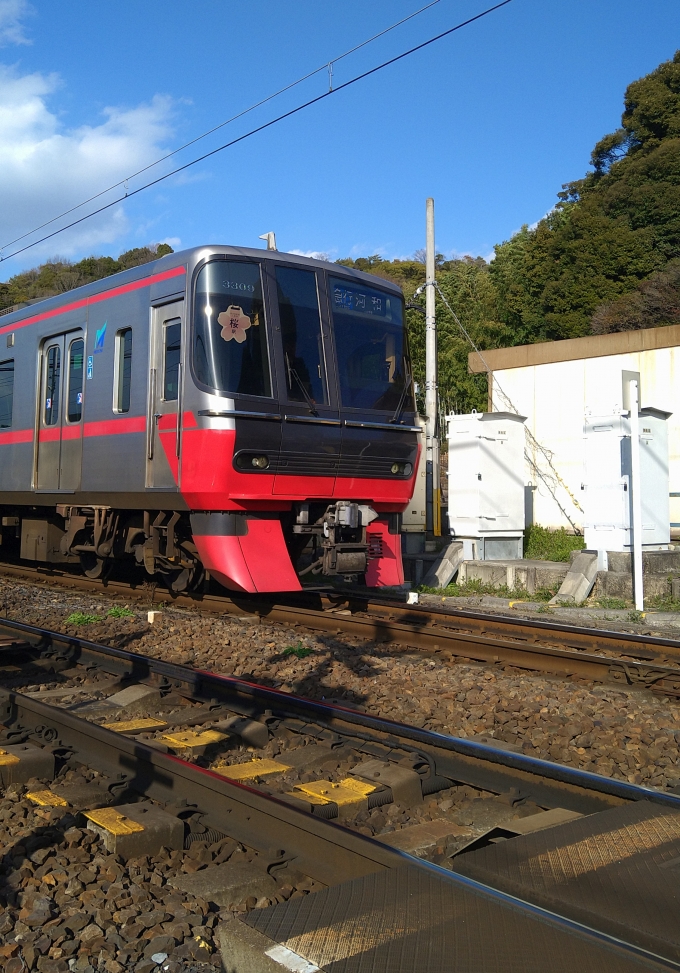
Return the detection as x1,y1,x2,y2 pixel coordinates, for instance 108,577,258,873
390,364,413,424
286,353,319,416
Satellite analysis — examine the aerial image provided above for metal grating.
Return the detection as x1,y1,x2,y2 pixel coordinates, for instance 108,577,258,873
247,862,669,972
454,800,680,964
267,452,409,478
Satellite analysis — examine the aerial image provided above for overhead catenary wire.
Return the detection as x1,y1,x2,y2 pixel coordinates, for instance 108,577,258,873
0,0,514,265
0,0,446,255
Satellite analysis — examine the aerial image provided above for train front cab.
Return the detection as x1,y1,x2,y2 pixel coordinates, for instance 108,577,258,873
176,250,419,593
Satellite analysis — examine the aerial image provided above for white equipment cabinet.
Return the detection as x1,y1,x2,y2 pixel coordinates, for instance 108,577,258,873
447,411,526,560
583,407,671,551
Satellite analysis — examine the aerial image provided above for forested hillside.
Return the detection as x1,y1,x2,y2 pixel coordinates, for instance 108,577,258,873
0,244,174,310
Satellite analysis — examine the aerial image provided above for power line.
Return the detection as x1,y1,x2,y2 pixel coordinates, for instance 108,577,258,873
0,0,514,265
0,0,444,254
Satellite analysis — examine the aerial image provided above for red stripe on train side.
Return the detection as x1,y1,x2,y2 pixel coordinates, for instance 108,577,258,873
83,416,146,437
0,415,147,444
0,265,186,336
0,429,33,445
40,425,85,442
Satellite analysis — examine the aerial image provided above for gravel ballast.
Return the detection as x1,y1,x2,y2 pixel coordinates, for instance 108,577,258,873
1,577,679,792
1,575,680,971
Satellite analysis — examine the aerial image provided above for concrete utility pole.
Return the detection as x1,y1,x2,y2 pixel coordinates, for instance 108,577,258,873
425,198,440,535
628,376,644,611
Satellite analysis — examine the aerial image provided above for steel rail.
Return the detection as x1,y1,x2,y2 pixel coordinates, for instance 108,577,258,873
2,625,679,971
2,560,680,693
3,614,680,818
0,686,405,887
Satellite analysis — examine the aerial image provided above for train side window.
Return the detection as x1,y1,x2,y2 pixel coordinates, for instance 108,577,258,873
114,328,133,413
0,359,14,428
44,345,61,426
275,266,328,406
163,320,181,401
67,338,84,423
193,260,271,397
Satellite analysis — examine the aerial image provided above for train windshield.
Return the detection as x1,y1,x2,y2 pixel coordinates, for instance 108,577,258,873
193,260,271,397
329,277,411,412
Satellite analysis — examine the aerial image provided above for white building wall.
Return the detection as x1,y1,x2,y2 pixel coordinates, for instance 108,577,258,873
490,348,680,532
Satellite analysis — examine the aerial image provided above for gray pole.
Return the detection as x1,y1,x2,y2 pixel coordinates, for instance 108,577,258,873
629,376,644,611
425,198,439,534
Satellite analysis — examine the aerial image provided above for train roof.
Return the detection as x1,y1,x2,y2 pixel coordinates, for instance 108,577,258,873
0,245,403,329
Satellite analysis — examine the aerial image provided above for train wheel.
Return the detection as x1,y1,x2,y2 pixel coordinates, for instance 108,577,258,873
79,552,112,580
158,542,204,594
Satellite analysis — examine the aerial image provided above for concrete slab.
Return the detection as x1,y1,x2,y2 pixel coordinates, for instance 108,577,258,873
218,917,318,973
549,551,598,605
70,683,161,720
379,819,473,857
458,559,569,594
593,571,671,601
421,541,464,589
509,807,584,835
607,550,680,574
170,861,277,908
245,859,665,972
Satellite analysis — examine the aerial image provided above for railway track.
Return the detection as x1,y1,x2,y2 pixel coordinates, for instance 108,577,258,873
3,558,680,697
1,619,680,970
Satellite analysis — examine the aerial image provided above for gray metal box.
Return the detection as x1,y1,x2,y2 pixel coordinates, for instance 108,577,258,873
20,518,70,562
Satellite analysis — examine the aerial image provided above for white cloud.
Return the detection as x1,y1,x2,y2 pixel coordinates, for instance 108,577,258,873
288,248,336,261
0,0,32,46
0,64,175,273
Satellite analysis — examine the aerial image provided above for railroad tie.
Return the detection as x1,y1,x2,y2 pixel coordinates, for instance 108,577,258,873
84,803,183,859
212,758,292,781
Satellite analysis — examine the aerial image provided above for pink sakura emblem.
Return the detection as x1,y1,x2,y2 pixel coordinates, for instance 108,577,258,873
218,305,252,343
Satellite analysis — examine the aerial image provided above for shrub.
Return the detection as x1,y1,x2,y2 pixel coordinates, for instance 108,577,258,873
524,525,584,562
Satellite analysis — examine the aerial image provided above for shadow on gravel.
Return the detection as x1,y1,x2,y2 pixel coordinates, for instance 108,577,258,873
238,632,424,713
0,816,77,909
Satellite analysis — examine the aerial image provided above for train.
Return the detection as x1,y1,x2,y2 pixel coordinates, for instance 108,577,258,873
0,245,420,593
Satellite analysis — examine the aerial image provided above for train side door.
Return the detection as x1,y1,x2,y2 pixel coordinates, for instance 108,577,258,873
146,301,183,490
36,331,84,492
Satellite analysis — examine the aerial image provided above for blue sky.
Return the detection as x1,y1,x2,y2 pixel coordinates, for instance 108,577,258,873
1,0,679,279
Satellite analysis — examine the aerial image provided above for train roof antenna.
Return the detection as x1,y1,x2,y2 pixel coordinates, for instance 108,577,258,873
259,232,277,251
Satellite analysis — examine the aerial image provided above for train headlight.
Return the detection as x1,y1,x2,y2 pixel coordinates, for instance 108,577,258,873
251,455,269,469
391,462,412,476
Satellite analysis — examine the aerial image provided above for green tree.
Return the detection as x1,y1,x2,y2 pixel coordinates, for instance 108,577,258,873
592,258,680,332
491,50,680,341
0,243,174,310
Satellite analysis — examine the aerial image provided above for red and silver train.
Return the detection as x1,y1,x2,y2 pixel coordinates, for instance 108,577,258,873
0,246,419,593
